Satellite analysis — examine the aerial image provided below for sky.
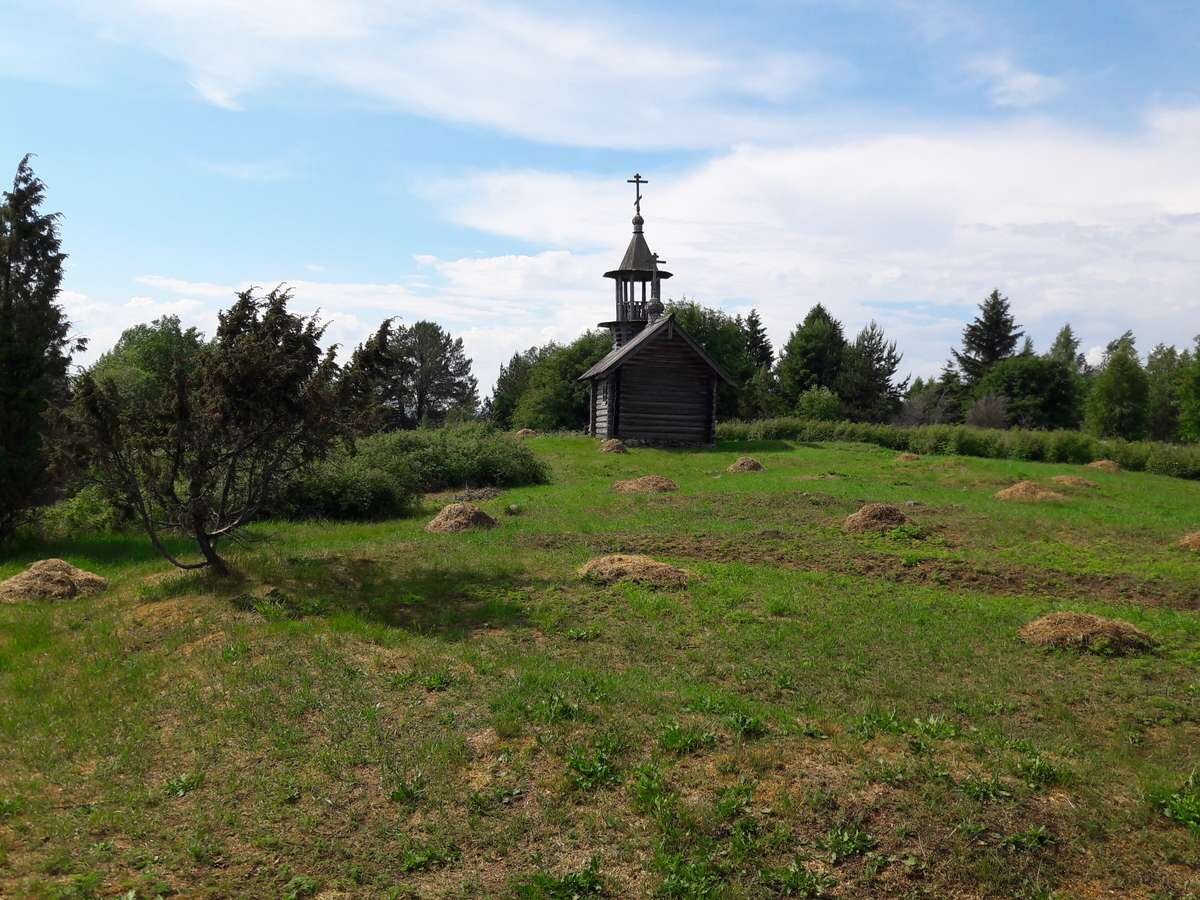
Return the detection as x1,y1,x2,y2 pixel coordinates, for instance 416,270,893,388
3,0,1199,390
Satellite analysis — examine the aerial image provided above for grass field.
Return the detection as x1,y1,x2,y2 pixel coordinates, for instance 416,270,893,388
2,436,1199,898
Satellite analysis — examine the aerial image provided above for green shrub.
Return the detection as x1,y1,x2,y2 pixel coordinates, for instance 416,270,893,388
276,423,548,520
35,485,128,538
796,387,841,421
716,417,1200,481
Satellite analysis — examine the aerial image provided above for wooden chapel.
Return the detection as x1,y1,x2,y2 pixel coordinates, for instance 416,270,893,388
579,175,734,444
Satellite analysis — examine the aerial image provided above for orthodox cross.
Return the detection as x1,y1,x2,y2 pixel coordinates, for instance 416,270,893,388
627,173,647,215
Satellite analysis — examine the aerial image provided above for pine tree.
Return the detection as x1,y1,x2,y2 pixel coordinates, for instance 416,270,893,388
0,155,78,541
343,319,478,431
742,308,773,369
838,320,907,422
775,304,846,406
951,289,1023,385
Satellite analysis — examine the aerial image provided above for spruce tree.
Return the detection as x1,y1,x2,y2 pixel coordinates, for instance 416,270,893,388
838,320,907,422
951,289,1023,385
775,304,846,406
742,308,773,369
0,155,78,541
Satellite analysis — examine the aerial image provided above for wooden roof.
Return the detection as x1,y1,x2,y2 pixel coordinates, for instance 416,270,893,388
578,313,736,385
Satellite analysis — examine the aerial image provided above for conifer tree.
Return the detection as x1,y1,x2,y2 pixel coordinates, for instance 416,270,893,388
951,289,1023,385
838,320,907,422
742,308,773,369
0,155,79,541
775,304,846,405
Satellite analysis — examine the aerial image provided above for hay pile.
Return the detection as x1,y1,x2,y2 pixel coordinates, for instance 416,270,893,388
0,559,108,603
727,456,764,473
514,428,537,437
599,438,628,454
613,475,678,493
843,503,908,533
1050,475,1098,489
896,452,921,462
1087,459,1120,473
1019,611,1154,655
1178,532,1200,551
425,502,497,533
580,554,689,589
994,481,1065,502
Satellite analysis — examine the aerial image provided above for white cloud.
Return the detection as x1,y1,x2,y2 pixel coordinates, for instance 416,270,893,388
968,54,1063,109
68,108,1200,393
56,0,833,149
425,108,1200,382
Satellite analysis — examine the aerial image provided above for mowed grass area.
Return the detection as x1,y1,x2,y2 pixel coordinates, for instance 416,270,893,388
2,436,1199,898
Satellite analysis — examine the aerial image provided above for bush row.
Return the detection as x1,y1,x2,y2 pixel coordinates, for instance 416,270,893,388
274,423,549,520
717,417,1200,479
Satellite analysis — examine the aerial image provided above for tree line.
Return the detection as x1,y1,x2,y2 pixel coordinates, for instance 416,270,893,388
4,156,1200,566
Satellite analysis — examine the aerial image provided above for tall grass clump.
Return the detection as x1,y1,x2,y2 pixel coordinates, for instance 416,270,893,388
277,423,549,520
718,417,1200,480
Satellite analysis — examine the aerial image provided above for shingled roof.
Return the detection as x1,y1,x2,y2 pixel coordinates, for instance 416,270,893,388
603,215,673,280
578,313,735,385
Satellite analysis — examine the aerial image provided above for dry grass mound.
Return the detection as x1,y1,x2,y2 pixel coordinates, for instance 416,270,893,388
514,428,537,437
0,559,108,603
896,452,921,462
1177,532,1200,551
727,456,764,473
1087,459,1121,473
580,554,689,589
995,481,1065,502
1050,475,1098,489
843,503,908,533
1019,611,1154,655
613,475,678,493
425,502,497,534
600,438,628,454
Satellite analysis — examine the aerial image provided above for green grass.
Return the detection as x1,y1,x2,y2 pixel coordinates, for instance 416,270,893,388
1,435,1199,896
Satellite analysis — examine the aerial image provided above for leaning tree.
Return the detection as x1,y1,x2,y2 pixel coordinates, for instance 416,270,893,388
76,286,343,574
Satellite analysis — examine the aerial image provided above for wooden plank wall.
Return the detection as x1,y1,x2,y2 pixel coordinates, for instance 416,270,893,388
616,330,713,443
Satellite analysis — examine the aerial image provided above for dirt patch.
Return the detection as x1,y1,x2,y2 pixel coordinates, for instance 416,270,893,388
455,487,503,502
896,452,921,462
995,481,1065,502
843,503,909,533
1177,532,1200,551
179,631,225,657
514,428,537,437
599,438,628,453
1087,459,1121,473
425,502,498,533
613,475,679,493
580,554,690,589
1019,611,1155,655
727,456,764,473
1051,475,1098,489
0,559,108,603
538,531,1200,610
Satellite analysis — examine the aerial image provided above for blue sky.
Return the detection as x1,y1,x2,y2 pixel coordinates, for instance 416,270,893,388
3,0,1199,388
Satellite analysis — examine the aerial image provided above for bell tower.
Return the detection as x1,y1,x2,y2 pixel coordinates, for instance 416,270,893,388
600,173,672,347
